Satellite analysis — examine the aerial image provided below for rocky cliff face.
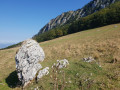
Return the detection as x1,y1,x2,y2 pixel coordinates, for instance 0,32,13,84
37,0,120,35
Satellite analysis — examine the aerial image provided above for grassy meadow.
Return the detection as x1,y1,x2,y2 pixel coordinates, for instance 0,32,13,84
0,23,120,90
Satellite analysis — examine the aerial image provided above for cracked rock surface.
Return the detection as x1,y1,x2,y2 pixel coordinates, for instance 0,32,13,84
15,39,45,86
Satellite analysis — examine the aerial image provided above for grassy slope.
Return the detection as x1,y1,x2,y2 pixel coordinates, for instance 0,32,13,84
0,23,120,90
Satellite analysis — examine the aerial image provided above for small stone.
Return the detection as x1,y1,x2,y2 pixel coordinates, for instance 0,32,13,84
37,67,49,80
76,73,79,76
114,25,118,28
83,57,94,62
54,59,69,69
69,80,72,83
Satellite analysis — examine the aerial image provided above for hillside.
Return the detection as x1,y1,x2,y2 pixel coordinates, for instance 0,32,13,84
0,23,120,90
34,1,120,43
36,0,120,35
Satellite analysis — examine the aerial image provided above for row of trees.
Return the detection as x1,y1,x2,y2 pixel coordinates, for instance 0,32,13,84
34,1,120,42
33,25,69,42
68,1,120,33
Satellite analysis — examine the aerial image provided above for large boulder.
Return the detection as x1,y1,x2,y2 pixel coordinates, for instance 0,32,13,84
15,39,45,86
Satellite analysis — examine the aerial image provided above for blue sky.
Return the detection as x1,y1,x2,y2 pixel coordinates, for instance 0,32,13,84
0,0,92,44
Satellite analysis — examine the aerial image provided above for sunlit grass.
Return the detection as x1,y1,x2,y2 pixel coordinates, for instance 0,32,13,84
0,23,120,90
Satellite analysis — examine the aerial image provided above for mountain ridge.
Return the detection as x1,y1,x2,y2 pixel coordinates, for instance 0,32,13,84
36,0,120,35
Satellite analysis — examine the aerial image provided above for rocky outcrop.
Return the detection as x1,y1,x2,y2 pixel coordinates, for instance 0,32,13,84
15,39,45,86
52,59,69,69
36,0,120,35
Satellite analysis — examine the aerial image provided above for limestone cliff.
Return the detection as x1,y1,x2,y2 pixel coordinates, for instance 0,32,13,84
36,0,120,35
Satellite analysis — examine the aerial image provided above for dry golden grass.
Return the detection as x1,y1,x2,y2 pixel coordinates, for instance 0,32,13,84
41,24,120,64
0,23,120,89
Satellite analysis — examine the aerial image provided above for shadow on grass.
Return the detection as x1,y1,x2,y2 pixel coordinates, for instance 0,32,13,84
5,71,21,88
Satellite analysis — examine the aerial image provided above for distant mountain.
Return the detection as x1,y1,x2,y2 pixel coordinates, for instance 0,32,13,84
33,0,120,43
36,0,120,35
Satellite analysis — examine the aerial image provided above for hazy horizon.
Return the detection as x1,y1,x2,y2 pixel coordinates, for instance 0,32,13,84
0,43,16,49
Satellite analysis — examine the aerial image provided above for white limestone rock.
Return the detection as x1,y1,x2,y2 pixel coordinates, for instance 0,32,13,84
52,59,69,69
15,39,45,86
37,67,49,80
